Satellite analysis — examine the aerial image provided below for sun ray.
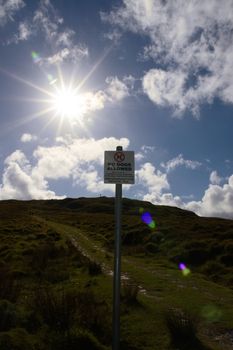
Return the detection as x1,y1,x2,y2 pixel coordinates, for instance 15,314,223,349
73,45,113,93
55,115,66,137
0,67,55,98
0,106,55,139
56,64,65,91
39,112,60,135
0,50,110,137
1,97,56,104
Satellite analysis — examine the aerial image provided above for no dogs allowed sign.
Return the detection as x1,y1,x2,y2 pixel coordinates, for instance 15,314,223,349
104,151,135,184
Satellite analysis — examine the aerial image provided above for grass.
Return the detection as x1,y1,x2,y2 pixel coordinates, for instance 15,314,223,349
0,197,233,349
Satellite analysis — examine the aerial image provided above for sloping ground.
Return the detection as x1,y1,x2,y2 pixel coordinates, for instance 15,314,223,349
0,197,233,349
7,196,231,287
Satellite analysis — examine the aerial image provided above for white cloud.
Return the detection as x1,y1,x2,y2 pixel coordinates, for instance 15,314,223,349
135,145,155,162
53,85,128,124
0,0,25,27
142,69,187,115
209,170,222,185
103,0,233,115
18,21,31,39
186,175,233,219
31,0,88,65
73,165,114,194
0,137,129,200
63,76,132,119
137,162,169,195
136,161,185,208
6,0,88,65
0,150,60,200
144,192,184,208
141,145,155,153
32,0,62,41
20,133,38,143
106,76,130,101
136,158,233,219
138,163,233,219
135,153,144,161
33,137,130,178
104,28,122,43
42,46,88,65
79,91,108,115
2,139,233,219
7,21,32,44
161,154,201,172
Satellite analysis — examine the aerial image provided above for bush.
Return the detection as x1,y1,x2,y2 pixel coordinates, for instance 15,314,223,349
145,242,159,254
30,286,78,332
200,261,225,279
0,266,21,302
0,328,35,350
0,300,18,332
75,289,111,342
121,281,139,305
29,286,111,342
183,248,209,266
49,329,107,350
88,260,102,276
123,227,151,245
220,254,233,267
165,308,207,350
30,242,65,273
43,267,70,283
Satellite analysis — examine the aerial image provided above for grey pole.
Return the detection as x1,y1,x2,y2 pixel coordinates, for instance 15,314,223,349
113,145,123,350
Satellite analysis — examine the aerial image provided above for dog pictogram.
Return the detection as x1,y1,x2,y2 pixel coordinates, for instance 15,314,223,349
114,152,125,162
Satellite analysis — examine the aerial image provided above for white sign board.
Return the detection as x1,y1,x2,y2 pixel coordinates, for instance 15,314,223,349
104,151,135,184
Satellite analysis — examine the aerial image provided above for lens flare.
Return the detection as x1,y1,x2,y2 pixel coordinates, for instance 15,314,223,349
31,51,41,64
140,209,156,229
47,74,57,85
179,262,191,276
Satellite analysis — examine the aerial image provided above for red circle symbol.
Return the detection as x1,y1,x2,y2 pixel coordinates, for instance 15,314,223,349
114,152,125,162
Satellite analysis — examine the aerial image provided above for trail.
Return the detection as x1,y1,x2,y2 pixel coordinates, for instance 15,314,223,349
40,218,233,349
43,218,159,299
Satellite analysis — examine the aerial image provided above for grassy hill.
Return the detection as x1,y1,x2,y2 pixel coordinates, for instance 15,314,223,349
0,197,233,349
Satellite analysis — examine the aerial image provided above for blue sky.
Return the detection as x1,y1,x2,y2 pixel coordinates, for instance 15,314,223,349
0,0,233,219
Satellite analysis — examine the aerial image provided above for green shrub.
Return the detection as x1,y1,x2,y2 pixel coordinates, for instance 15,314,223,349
29,286,111,341
224,241,233,255
121,281,139,305
220,254,233,267
0,300,18,331
88,260,102,276
0,328,35,350
123,245,145,256
200,261,225,276
30,286,78,332
165,308,207,350
43,267,70,283
75,289,111,342
30,242,64,273
47,229,60,241
184,248,210,266
145,242,159,254
49,329,107,350
0,266,21,302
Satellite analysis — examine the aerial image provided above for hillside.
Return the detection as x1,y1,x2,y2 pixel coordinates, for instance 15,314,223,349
0,197,233,350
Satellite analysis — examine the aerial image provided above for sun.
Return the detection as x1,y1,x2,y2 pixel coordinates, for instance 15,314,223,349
51,86,83,119
1,61,105,133
1,46,114,135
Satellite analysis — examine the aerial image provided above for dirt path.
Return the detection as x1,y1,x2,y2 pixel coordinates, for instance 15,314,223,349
36,217,233,350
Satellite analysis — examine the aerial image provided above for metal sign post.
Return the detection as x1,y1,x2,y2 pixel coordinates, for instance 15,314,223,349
104,146,135,350
113,156,122,350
